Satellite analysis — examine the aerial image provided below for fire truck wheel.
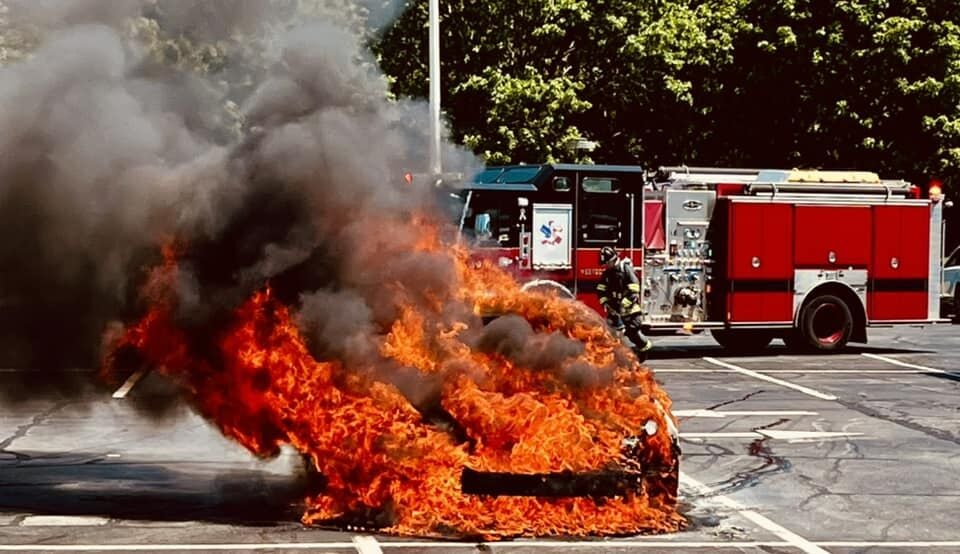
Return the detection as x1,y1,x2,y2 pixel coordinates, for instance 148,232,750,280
797,294,853,351
711,329,773,353
781,331,804,351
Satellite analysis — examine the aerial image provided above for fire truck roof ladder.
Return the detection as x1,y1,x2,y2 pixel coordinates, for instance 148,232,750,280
658,166,914,197
657,166,761,184
745,179,913,197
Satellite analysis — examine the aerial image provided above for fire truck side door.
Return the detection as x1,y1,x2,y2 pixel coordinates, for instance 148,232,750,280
578,175,627,245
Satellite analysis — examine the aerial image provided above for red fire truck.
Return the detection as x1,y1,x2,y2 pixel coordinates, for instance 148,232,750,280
453,164,948,352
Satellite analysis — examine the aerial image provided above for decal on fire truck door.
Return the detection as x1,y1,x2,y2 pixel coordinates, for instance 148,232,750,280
531,204,573,269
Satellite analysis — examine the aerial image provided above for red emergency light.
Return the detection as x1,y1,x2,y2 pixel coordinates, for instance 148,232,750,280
928,178,943,201
403,172,414,185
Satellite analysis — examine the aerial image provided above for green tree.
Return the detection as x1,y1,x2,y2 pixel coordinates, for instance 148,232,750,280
375,0,960,201
374,0,751,164
374,0,597,164
699,0,960,188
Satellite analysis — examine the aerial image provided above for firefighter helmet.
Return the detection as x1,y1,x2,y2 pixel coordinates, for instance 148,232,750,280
599,246,618,265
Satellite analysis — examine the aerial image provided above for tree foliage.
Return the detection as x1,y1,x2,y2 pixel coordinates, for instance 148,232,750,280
3,0,960,200
375,0,960,199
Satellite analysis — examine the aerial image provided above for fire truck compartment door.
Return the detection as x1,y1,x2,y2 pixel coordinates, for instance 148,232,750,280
726,202,794,322
532,204,573,269
869,205,931,320
728,202,793,279
644,200,666,250
871,205,930,279
795,206,871,267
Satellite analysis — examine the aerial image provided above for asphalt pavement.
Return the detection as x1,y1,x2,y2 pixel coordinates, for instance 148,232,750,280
2,325,959,553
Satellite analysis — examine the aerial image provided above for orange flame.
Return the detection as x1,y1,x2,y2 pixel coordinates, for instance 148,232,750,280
103,224,684,539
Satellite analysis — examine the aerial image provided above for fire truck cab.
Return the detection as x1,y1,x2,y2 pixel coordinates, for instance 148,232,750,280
456,164,947,352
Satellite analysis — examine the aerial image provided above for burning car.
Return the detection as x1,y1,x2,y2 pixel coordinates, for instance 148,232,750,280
104,239,683,539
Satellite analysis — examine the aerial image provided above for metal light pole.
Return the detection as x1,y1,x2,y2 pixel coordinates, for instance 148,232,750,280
428,0,441,176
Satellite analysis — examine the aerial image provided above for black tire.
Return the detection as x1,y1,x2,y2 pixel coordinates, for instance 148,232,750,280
781,330,804,351
522,281,575,299
796,294,853,352
711,329,773,353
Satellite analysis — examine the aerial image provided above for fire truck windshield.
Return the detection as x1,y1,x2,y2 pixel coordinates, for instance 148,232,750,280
473,165,544,184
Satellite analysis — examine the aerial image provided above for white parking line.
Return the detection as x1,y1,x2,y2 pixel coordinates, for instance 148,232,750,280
681,432,762,439
2,540,959,551
819,541,960,548
758,430,863,441
111,369,146,399
656,368,942,374
0,540,776,552
702,357,837,400
680,430,863,442
681,472,829,554
674,409,818,418
650,368,736,373
20,516,110,527
0,545,356,552
380,541,786,548
861,353,959,376
353,535,383,554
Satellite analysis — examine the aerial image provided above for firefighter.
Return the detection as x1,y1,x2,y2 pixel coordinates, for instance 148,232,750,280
597,246,654,360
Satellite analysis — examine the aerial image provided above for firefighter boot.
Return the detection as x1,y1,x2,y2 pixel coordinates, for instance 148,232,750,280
633,339,653,362
633,339,654,362
622,314,652,362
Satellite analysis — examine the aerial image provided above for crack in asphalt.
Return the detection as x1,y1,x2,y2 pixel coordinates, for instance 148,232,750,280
797,473,832,511
880,517,903,541
0,401,71,461
704,390,766,412
838,398,960,446
699,418,794,497
796,447,853,511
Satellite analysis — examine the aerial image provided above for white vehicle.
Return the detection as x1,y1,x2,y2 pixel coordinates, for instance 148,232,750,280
944,246,960,321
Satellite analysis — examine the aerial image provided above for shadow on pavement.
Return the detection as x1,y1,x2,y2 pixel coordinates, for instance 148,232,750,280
644,343,934,361
0,451,308,526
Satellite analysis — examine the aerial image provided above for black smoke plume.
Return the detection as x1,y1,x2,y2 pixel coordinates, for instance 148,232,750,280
0,1,479,405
